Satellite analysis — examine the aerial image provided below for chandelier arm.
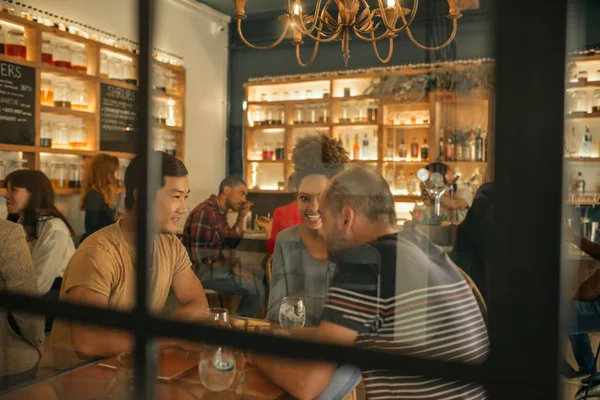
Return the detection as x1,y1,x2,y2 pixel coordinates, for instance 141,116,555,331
371,35,394,63
236,18,290,50
295,39,320,67
353,26,392,43
375,0,420,33
290,0,323,35
298,23,343,43
402,15,458,50
294,0,335,38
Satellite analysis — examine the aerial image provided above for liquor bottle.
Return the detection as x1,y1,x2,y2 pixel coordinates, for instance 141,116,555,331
421,139,429,161
395,168,408,195
438,132,445,161
575,172,586,193
407,173,420,195
445,137,454,161
410,137,419,160
353,134,360,160
467,129,476,161
385,168,394,188
398,138,407,161
475,126,484,161
370,130,378,160
362,134,370,159
581,126,593,158
386,140,394,160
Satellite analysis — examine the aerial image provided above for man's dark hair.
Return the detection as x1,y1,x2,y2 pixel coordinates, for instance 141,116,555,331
218,176,246,194
124,151,188,210
324,167,396,226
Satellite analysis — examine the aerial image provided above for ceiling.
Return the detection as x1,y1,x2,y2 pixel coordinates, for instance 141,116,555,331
197,0,319,17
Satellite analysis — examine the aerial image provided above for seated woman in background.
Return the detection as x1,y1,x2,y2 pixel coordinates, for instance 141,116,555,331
4,170,76,296
266,134,361,400
80,153,119,242
0,219,45,390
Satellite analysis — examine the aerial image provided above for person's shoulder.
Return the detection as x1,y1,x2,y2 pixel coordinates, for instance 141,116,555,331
0,219,21,238
38,216,71,236
77,223,121,252
188,197,218,217
277,225,301,242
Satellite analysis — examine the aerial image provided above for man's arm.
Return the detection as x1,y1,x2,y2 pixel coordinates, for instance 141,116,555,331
190,208,220,265
170,268,209,320
248,321,358,400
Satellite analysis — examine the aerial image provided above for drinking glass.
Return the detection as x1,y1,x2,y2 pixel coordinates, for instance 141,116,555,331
279,296,306,329
116,352,135,400
206,307,230,328
199,308,236,392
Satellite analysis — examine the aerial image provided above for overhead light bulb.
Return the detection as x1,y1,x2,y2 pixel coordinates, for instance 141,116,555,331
387,0,396,8
293,3,302,15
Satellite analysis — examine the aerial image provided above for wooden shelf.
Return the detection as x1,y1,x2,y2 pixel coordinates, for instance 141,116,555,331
39,148,96,157
570,54,600,63
332,95,376,101
41,29,95,47
0,144,36,153
569,200,600,206
99,78,137,90
104,151,136,160
152,91,183,101
54,188,82,195
246,125,286,131
0,54,36,67
565,157,600,163
384,124,430,129
394,195,425,202
290,123,332,129
566,112,600,120
246,160,285,164
248,98,331,106
40,65,96,81
99,43,136,59
333,122,378,127
567,81,600,89
40,106,96,119
153,123,183,132
153,60,185,73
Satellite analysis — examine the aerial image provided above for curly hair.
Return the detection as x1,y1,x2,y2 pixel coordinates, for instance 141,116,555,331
292,134,349,189
80,153,120,210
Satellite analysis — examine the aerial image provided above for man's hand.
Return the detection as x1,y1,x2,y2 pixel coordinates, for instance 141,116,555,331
256,216,273,237
238,201,254,218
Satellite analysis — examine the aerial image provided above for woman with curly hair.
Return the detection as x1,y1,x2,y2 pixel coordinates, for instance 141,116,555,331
266,134,361,399
80,153,120,242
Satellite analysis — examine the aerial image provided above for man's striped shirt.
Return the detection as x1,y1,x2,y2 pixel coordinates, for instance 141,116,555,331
322,230,489,400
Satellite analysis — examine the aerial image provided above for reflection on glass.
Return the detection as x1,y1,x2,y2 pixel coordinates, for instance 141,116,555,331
279,296,305,329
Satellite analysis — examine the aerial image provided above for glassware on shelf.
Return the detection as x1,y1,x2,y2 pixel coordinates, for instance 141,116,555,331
8,159,27,175
274,107,284,125
340,104,351,123
100,54,109,78
153,67,166,92
40,162,51,180
305,89,313,100
275,143,285,160
307,105,317,124
282,92,290,101
53,122,70,149
68,163,82,188
271,92,280,102
166,99,177,127
322,88,330,98
123,59,137,86
572,91,588,114
51,163,68,189
71,83,89,112
260,93,268,102
343,87,351,97
166,71,178,94
262,143,274,160
53,81,71,109
0,26,5,55
109,58,123,81
71,47,88,74
294,106,305,124
358,102,368,122
318,105,329,123
53,43,71,69
153,100,168,124
593,89,600,113
69,120,87,150
40,121,53,148
164,134,176,156
367,101,378,122
41,39,53,65
578,70,589,83
40,78,54,107
6,30,26,59
397,138,407,160
407,173,420,195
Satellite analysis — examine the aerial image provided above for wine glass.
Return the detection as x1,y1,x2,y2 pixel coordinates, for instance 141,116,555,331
206,308,230,328
279,296,306,329
199,308,236,392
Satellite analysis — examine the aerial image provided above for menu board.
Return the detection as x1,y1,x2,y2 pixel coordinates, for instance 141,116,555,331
0,60,35,146
99,83,138,153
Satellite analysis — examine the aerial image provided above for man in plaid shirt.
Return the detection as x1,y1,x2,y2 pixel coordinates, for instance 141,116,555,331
182,176,265,317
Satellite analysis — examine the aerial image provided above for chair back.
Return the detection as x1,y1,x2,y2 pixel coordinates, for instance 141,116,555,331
265,253,274,287
454,265,488,324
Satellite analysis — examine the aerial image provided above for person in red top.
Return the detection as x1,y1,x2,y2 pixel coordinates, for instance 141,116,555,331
258,174,303,254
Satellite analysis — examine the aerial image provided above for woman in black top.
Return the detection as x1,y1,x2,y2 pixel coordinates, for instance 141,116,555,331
80,153,119,242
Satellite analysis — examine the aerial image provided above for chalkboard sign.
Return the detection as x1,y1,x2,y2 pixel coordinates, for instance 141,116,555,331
0,60,35,146
99,83,138,153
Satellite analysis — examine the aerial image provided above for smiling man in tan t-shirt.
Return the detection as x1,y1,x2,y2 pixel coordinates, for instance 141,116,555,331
51,152,208,370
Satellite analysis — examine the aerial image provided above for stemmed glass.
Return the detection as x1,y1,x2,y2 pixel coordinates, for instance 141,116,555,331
279,296,306,329
198,308,236,392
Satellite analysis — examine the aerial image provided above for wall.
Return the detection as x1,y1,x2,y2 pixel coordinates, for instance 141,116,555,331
0,0,230,235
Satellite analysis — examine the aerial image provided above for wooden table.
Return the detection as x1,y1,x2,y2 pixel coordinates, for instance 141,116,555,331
1,318,290,400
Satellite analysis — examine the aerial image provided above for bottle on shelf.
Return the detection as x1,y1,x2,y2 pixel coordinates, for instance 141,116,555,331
41,39,53,65
386,140,394,160
454,136,464,161
353,134,361,160
367,101,378,122
340,104,351,123
71,46,88,74
574,172,586,194
6,29,26,60
53,43,72,69
438,132,445,161
370,130,378,160
397,138,407,161
421,139,429,161
475,126,484,161
275,143,285,160
467,129,476,162
581,126,593,158
395,168,408,195
385,167,394,188
361,134,370,160
410,137,419,160
0,26,5,55
445,136,454,161
40,78,54,107
40,121,53,148
407,173,420,195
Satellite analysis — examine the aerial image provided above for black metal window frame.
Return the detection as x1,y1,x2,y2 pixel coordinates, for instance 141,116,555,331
0,0,570,399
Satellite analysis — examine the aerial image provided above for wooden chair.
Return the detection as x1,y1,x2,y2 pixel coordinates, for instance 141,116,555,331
454,265,488,324
264,253,274,288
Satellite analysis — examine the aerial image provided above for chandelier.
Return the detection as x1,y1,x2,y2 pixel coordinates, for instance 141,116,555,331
233,0,463,67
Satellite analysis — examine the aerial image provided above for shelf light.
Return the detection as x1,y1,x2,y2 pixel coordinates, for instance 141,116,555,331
259,185,279,191
101,49,134,61
0,20,25,32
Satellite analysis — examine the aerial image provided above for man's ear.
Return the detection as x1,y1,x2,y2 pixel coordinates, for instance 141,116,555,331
223,186,231,196
341,205,355,232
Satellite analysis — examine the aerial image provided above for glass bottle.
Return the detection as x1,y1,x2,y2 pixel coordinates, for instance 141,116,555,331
123,59,137,86
294,106,304,124
572,91,588,114
40,121,53,147
574,172,586,194
322,88,330,98
275,142,285,160
53,81,71,109
53,122,70,149
410,137,419,160
340,104,350,123
475,127,484,161
69,120,87,150
51,163,68,188
361,133,370,159
593,89,600,113
308,105,317,124
40,78,54,107
395,168,408,195
53,43,71,69
438,136,445,161
398,138,407,161
455,137,464,161
71,83,89,112
353,134,360,160
581,125,593,158
166,99,177,127
421,139,429,161
367,101,378,122
41,39,53,65
68,163,82,188
358,102,368,122
109,58,123,81
100,54,109,78
71,47,88,74
6,30,26,59
386,140,394,160
153,67,166,92
318,105,329,123
445,137,454,161
407,173,420,195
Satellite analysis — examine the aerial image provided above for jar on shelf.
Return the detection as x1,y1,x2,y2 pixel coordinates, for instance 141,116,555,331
109,58,123,81
166,71,178,94
305,89,313,100
265,107,274,125
572,91,588,114
274,107,284,125
593,89,600,113
71,47,88,74
41,39,53,65
578,70,589,83
6,30,26,59
40,121,53,148
271,92,280,102
322,88,330,98
166,99,178,127
340,104,351,123
318,105,329,123
68,163,82,188
165,134,177,156
358,102,368,122
40,162,51,179
275,143,285,160
343,87,351,97
53,122,70,149
294,106,305,124
53,81,71,109
69,120,87,150
307,105,317,124
123,59,137,86
367,101,378,122
0,161,6,187
53,43,71,69
100,54,109,78
9,159,28,174
71,83,89,112
153,67,166,92
40,78,54,107
51,163,68,189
